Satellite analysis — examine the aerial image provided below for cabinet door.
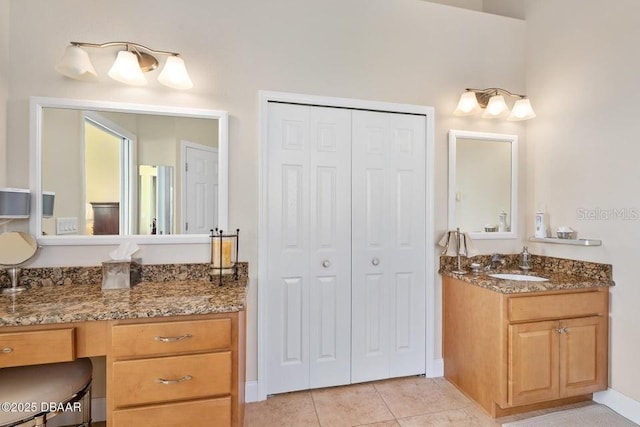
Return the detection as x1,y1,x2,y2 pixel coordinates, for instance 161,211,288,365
509,320,560,406
265,103,352,394
560,316,607,397
351,110,426,383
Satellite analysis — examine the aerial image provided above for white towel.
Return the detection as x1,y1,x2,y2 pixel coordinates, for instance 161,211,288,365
438,230,479,257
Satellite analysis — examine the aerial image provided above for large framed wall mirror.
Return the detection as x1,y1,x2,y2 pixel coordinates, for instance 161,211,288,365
448,130,518,240
30,97,228,245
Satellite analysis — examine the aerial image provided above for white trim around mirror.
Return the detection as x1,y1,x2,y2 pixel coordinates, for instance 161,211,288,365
29,96,229,245
448,129,518,240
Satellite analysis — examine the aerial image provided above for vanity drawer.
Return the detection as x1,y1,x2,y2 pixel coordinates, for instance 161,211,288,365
112,351,232,407
0,329,75,367
111,318,231,358
508,290,607,322
112,397,231,427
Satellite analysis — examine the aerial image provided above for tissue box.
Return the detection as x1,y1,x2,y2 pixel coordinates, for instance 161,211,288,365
102,258,142,290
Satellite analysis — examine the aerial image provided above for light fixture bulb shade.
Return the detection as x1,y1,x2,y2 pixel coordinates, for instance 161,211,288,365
158,56,193,90
453,92,481,116
482,95,509,118
508,98,536,121
0,188,30,219
108,51,147,85
55,45,98,81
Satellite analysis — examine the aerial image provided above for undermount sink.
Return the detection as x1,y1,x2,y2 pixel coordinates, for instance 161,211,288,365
488,273,549,282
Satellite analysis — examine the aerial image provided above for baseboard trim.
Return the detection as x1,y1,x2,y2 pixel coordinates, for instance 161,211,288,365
246,380,259,403
91,397,106,422
594,388,640,424
427,357,444,378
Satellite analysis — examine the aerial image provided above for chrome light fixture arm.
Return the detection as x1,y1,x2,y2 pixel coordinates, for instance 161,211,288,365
70,41,180,58
464,87,527,108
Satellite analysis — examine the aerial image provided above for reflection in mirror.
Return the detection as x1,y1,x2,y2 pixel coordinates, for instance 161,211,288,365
448,130,518,240
0,232,38,294
31,97,228,245
139,165,174,235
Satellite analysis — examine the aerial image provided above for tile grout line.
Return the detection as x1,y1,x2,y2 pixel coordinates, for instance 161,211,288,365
372,381,401,423
309,389,322,426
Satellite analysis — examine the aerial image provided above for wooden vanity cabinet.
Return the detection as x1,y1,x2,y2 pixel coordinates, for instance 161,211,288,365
107,312,245,427
443,276,608,417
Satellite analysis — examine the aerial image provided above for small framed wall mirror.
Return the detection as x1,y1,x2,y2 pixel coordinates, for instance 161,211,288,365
30,97,229,245
448,130,518,240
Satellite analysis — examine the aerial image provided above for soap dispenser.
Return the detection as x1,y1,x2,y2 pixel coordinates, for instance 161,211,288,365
519,246,531,271
498,212,507,232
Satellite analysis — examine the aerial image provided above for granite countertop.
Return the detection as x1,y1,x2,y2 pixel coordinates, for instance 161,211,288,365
441,269,614,294
0,279,248,327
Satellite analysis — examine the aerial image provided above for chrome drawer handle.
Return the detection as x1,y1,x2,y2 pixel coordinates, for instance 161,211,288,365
322,260,331,268
1,347,13,353
156,375,193,385
372,258,380,266
154,334,193,343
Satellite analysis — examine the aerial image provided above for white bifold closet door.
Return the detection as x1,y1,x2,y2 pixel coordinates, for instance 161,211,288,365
266,102,352,394
266,102,426,395
351,110,426,383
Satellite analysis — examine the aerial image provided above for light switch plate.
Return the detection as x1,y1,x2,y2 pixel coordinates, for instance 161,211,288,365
56,217,79,235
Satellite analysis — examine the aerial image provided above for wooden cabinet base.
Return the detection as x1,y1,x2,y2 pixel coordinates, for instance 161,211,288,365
492,394,592,418
443,276,608,418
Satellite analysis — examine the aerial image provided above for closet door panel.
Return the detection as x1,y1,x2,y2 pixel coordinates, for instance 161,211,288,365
388,113,426,377
309,107,352,388
266,103,311,394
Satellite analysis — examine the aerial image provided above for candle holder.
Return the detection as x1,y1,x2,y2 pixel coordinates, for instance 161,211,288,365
210,228,239,285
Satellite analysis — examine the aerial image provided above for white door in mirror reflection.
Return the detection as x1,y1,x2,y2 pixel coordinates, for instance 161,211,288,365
183,141,218,234
139,165,174,235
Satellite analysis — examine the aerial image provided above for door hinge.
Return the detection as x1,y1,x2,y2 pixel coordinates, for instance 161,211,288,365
185,163,188,172
185,222,189,231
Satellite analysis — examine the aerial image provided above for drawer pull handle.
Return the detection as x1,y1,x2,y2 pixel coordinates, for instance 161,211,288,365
1,347,13,353
156,375,193,385
154,334,193,343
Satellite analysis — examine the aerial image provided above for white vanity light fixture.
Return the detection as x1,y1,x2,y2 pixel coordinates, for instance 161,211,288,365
55,41,193,89
454,88,536,121
0,188,30,220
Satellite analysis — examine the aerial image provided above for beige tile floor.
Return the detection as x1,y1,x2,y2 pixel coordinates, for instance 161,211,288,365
244,376,598,427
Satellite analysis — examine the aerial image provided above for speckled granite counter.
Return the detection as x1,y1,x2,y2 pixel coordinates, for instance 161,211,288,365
440,254,614,294
0,279,247,327
441,270,613,294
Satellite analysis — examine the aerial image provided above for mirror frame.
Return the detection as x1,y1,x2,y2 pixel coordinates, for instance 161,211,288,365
29,96,229,245
448,129,518,240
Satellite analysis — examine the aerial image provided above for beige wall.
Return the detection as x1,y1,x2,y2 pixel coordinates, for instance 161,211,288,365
524,0,640,402
41,109,84,235
0,0,9,186
5,0,527,384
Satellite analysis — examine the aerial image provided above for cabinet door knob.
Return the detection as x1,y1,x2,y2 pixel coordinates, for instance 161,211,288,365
1,347,13,353
156,375,193,385
372,258,380,266
154,334,193,343
322,260,331,268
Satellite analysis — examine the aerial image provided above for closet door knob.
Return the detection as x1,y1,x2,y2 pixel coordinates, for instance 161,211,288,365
322,260,331,268
372,258,380,266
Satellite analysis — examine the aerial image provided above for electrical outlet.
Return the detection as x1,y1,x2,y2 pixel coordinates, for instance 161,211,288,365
56,217,79,235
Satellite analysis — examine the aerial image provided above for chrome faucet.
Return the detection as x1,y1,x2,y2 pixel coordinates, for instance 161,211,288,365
485,253,506,271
